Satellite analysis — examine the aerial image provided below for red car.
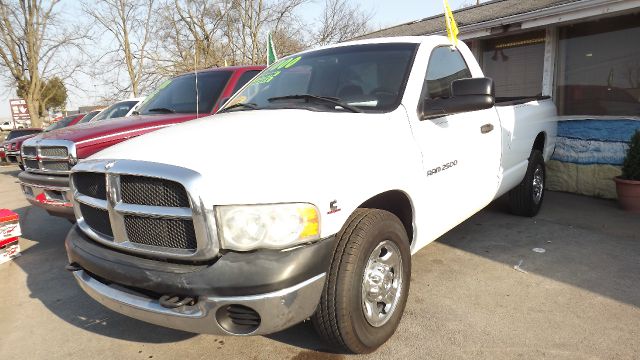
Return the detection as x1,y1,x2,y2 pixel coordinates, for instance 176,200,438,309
19,65,264,219
2,112,100,169
1,128,44,167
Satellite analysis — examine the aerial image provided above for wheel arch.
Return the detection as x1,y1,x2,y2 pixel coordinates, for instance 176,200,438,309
533,131,546,154
357,189,415,244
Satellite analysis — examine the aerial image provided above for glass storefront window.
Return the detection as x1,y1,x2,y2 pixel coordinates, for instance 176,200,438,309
556,13,640,116
481,31,546,98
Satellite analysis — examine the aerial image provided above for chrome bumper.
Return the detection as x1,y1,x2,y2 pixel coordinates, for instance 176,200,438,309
5,151,20,163
73,269,325,335
20,181,74,217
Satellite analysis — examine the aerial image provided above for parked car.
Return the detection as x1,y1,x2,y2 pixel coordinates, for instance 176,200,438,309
44,113,89,132
63,37,558,353
1,121,24,131
89,98,145,122
1,128,43,167
4,113,93,170
19,65,264,218
75,110,102,124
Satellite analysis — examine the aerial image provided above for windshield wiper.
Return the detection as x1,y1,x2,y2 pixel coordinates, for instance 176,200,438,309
267,94,362,113
218,102,259,113
147,107,176,113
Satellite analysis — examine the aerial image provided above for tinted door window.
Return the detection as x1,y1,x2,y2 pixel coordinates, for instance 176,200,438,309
422,47,472,100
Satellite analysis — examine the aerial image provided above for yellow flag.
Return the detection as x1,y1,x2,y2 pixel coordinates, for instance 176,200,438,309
444,0,459,46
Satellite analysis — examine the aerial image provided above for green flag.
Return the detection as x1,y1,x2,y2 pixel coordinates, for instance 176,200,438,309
267,33,278,66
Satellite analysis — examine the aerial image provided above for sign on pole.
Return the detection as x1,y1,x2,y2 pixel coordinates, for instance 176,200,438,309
9,98,31,127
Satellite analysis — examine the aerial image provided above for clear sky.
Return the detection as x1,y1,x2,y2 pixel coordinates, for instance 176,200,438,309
0,0,479,120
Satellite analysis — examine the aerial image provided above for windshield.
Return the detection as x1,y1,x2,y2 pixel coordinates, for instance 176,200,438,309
223,43,418,113
77,110,100,124
137,71,232,115
45,115,76,132
91,101,138,122
7,129,41,140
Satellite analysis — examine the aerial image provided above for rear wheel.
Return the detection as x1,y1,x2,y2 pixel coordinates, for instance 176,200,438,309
312,208,411,354
509,150,545,217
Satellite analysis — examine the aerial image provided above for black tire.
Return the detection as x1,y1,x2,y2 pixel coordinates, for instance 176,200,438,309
312,208,411,354
509,149,545,217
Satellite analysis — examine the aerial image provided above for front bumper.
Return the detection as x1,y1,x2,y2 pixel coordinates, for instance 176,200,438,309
18,171,74,219
65,225,334,335
5,151,20,164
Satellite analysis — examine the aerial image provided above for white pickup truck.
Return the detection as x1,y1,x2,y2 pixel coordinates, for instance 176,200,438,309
64,36,557,353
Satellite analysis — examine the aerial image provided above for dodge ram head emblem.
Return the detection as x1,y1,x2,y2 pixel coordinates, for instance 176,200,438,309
104,161,116,170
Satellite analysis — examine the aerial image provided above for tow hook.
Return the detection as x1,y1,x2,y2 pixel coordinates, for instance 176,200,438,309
65,263,82,272
159,294,196,309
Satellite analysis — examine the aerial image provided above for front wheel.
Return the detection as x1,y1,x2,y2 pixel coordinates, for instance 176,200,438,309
312,208,411,354
509,149,545,217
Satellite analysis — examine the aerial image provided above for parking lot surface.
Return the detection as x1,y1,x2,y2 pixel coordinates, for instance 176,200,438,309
0,165,639,359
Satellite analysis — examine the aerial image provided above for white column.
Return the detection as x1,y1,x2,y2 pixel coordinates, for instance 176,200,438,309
542,27,558,98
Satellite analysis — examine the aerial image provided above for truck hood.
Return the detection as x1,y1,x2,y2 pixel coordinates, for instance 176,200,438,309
7,133,41,148
90,109,421,206
35,113,200,148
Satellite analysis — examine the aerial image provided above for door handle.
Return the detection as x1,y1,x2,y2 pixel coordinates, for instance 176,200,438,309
480,123,494,134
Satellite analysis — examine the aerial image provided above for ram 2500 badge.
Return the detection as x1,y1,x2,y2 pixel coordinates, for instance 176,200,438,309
19,66,263,219
64,37,557,353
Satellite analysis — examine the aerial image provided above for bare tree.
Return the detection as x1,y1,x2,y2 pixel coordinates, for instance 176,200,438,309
85,0,157,97
312,0,373,46
0,0,87,127
150,0,229,76
222,0,307,65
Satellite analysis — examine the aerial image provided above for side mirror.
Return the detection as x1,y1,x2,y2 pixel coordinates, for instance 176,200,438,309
421,77,495,119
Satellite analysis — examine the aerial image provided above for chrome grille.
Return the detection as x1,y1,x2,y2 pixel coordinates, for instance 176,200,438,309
124,215,197,249
22,146,37,157
24,159,39,169
74,173,107,200
41,161,70,171
79,203,112,237
40,147,68,157
21,139,76,175
121,175,190,207
71,159,219,261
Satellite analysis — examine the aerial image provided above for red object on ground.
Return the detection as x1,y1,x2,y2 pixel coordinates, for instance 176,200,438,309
0,209,20,247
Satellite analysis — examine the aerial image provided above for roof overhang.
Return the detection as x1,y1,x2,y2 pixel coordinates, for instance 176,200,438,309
435,0,640,40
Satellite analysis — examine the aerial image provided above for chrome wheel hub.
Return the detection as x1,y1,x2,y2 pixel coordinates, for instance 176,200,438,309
533,166,544,204
361,240,403,327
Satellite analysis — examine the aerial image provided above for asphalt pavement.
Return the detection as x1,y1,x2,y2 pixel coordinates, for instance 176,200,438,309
0,165,638,359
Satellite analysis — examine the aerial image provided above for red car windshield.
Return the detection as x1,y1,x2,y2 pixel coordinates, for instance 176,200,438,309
6,129,41,140
137,71,232,115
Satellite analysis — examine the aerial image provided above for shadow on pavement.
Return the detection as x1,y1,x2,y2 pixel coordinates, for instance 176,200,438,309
11,205,195,343
437,192,640,308
266,321,348,355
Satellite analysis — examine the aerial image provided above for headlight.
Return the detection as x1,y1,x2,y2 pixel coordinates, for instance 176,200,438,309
216,203,320,251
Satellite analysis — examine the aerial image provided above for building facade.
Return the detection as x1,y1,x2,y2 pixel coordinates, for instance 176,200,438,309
358,0,640,198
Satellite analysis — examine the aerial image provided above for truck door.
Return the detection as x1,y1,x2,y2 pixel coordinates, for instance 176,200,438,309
410,46,501,236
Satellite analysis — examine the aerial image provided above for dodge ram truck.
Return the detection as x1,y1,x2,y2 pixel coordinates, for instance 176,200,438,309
64,37,557,353
19,65,263,219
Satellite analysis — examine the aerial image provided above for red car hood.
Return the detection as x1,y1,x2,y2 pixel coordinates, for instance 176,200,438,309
36,113,201,149
7,133,42,149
